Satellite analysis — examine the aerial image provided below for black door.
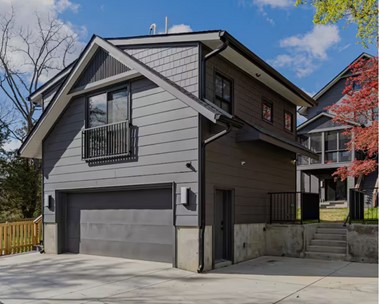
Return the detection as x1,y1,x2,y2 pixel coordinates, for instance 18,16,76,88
63,187,173,263
214,190,232,262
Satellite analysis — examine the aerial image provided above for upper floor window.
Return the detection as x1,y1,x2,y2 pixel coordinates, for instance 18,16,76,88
214,72,232,113
83,86,130,160
284,111,293,132
88,88,129,127
297,130,352,166
325,130,351,164
262,100,273,123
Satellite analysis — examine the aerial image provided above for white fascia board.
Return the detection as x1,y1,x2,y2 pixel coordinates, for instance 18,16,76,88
221,47,311,107
297,112,335,131
20,40,100,158
108,32,221,46
29,68,72,104
70,70,140,96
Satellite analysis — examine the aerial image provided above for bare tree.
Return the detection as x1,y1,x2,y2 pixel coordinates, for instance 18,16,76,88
0,8,81,220
0,8,78,139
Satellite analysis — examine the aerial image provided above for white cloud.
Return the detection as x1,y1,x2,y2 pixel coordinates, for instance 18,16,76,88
280,25,340,60
0,0,86,83
168,24,193,34
55,0,80,13
270,25,341,78
252,0,293,9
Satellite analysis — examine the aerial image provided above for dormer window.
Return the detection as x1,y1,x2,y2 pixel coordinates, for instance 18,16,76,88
214,72,232,113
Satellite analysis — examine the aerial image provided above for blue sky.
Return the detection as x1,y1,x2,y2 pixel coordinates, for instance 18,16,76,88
59,0,378,97
0,0,377,150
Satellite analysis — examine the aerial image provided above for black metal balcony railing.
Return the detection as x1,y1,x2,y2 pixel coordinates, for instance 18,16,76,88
81,121,130,160
269,192,320,224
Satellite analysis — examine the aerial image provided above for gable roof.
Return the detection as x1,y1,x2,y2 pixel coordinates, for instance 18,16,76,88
297,112,360,131
19,35,241,159
298,52,373,116
29,30,316,108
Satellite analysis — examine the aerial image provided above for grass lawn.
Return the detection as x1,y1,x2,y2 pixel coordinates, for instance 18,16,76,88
297,208,379,223
320,208,379,222
320,208,348,222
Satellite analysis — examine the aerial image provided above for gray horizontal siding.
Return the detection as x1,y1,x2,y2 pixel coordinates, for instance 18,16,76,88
43,77,199,226
124,45,199,96
306,78,346,119
204,119,296,225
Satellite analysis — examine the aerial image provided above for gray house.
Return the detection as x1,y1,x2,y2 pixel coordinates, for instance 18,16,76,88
297,53,377,207
20,30,316,272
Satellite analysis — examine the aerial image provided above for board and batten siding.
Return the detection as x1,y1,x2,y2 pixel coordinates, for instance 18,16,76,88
43,77,200,226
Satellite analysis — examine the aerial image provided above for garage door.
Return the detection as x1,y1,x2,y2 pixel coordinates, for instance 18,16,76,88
64,188,173,263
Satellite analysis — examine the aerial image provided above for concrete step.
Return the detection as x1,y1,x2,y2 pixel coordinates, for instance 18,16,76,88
310,239,346,247
305,251,346,261
314,233,347,241
307,245,346,254
318,223,346,229
316,228,347,235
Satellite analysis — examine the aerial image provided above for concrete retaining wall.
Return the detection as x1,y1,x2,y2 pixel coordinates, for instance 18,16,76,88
347,224,378,263
264,224,318,258
234,224,266,263
232,223,377,265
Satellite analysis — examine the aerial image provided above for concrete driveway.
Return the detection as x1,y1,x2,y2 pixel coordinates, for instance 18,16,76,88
0,253,377,304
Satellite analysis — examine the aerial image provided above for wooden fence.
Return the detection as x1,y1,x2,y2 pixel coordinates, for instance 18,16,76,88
0,215,42,256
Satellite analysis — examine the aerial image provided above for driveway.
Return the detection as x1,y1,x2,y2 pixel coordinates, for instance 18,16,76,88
0,253,377,304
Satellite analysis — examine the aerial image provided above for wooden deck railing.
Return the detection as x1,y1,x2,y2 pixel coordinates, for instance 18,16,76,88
0,215,42,256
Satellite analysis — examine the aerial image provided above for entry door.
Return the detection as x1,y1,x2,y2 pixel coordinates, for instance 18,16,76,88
214,190,232,262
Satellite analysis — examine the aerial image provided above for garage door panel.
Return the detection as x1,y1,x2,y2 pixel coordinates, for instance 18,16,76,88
64,188,173,263
80,239,172,263
80,209,172,225
80,223,172,244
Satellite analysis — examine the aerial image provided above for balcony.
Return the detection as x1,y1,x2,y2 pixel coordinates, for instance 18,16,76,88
81,121,130,160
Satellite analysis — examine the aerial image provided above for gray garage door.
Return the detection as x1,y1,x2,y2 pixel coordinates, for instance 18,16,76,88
64,188,173,263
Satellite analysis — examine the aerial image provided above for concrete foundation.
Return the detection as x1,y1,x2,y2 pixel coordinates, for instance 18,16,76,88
43,223,58,254
234,224,266,263
347,224,378,263
176,227,199,272
203,226,213,271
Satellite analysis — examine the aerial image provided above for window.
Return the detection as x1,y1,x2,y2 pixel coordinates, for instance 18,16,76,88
88,87,129,127
284,111,293,132
309,133,322,164
83,86,130,160
214,73,232,113
262,100,273,123
324,130,351,164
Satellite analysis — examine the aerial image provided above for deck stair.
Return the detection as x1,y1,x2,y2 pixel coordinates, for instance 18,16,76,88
305,223,347,260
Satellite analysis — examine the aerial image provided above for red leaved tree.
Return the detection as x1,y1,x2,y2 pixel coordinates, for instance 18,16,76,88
327,56,378,181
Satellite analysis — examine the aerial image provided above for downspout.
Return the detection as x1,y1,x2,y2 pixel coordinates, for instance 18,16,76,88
197,33,230,273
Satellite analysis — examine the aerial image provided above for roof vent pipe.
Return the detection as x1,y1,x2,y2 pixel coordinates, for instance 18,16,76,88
149,23,157,35
165,16,168,34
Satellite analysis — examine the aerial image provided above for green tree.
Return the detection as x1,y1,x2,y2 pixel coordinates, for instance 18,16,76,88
0,153,41,220
295,0,379,47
